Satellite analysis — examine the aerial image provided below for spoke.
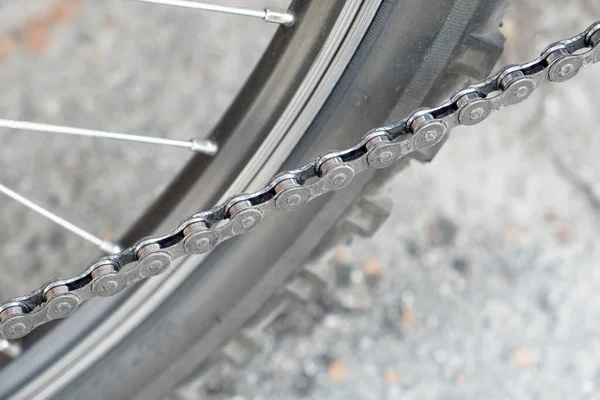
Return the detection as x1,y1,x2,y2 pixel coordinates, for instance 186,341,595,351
0,119,218,155
0,183,121,255
133,0,294,25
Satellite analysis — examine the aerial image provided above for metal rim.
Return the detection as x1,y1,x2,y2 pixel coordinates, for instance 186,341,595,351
3,0,383,397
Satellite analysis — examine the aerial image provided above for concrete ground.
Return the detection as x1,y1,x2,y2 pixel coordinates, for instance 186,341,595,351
1,1,600,399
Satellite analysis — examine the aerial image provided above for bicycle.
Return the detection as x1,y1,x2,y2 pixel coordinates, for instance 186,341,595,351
0,0,598,398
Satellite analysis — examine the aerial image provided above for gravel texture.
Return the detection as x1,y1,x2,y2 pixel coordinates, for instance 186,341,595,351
2,1,600,399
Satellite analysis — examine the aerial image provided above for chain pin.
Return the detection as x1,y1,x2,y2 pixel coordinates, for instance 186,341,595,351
498,70,536,106
137,243,172,278
457,92,492,125
0,303,33,339
365,131,400,169
546,48,582,82
228,200,263,235
317,156,355,191
44,285,81,320
91,261,126,297
183,220,219,254
274,177,309,211
409,114,447,149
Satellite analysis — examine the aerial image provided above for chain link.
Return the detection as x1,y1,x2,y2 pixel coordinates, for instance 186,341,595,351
1,22,599,340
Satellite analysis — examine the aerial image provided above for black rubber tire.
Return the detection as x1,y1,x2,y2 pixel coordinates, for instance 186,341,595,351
65,1,507,399
4,1,507,399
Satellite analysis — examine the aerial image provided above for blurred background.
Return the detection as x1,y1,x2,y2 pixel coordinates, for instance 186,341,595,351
0,0,599,399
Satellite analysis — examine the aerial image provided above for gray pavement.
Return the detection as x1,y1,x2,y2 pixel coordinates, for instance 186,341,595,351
1,1,600,399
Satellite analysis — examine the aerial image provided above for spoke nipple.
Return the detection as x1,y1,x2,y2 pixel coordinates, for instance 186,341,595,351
100,240,122,255
190,138,219,155
264,8,294,26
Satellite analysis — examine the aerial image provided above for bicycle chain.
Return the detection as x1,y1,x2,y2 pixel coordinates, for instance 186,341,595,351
1,22,599,340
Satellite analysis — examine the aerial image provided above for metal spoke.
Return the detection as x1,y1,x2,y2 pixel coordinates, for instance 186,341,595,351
0,183,121,255
133,0,294,25
0,119,218,155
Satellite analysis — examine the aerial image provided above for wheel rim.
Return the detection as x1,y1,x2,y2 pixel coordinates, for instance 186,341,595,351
1,0,383,397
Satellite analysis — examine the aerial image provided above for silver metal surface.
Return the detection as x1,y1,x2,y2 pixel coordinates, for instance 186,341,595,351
264,8,294,26
134,0,294,25
1,21,599,342
0,119,218,155
0,183,121,255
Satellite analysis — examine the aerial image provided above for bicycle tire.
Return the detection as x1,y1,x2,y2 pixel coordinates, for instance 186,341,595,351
1,0,507,398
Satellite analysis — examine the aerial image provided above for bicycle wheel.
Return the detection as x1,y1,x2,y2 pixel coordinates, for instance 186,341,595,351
0,0,507,398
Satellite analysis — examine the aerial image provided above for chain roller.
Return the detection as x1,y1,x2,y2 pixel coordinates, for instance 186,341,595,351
1,22,599,339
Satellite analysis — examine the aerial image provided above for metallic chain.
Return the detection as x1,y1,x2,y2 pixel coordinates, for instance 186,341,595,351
1,22,599,340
